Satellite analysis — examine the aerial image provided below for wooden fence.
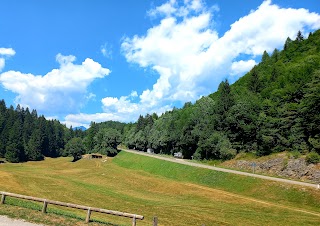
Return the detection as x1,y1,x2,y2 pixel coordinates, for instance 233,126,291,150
0,191,144,226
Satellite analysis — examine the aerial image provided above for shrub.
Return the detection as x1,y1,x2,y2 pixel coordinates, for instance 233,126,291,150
289,150,301,159
306,151,320,164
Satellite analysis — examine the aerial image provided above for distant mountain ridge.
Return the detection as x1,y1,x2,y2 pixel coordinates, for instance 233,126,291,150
73,126,87,131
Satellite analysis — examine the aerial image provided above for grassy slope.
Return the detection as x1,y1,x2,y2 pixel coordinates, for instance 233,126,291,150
0,152,319,226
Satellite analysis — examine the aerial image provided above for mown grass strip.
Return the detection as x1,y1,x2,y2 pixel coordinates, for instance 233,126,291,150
113,151,320,211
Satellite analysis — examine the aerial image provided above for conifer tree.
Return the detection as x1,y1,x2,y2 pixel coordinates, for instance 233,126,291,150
296,30,304,42
261,50,270,62
249,67,260,93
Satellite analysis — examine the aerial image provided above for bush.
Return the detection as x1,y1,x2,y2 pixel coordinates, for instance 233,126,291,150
289,150,301,159
193,147,203,160
306,151,320,164
220,148,237,160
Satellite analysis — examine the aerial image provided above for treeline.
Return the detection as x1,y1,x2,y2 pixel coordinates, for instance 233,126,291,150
117,30,320,160
0,101,84,162
82,121,125,156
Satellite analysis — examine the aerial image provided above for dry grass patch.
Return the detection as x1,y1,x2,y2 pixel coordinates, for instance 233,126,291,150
0,154,319,225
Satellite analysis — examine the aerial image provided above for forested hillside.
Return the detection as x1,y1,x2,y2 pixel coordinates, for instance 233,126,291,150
2,30,320,163
0,101,84,162
117,30,320,160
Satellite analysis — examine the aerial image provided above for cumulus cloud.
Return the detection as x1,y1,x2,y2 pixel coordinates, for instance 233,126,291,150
231,60,257,76
63,103,171,128
0,47,16,71
119,0,320,116
62,113,122,128
63,89,173,127
122,11,218,105
0,48,15,56
0,54,110,114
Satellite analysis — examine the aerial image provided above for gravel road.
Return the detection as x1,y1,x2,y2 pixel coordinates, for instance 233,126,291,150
0,216,44,226
122,149,319,189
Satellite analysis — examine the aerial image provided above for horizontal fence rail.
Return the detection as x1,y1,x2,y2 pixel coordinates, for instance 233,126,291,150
0,191,144,225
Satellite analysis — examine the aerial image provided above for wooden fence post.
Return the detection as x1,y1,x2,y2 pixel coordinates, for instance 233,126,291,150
153,216,158,226
132,215,136,226
85,208,91,223
42,200,48,213
0,194,5,204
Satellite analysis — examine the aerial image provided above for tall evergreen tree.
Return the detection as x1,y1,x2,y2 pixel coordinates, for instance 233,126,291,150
261,50,270,63
215,79,234,132
284,37,292,50
248,67,260,93
5,119,25,162
26,129,44,161
296,30,304,42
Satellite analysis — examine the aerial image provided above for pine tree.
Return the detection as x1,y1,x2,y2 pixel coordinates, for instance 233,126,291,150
284,37,292,50
261,50,270,63
0,100,7,157
270,67,277,82
271,48,279,62
249,67,260,93
216,79,234,132
296,30,304,42
26,129,44,161
5,119,25,162
300,71,320,151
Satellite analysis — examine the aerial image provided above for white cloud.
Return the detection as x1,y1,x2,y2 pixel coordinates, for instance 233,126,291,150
64,88,172,127
122,11,218,105
148,0,208,18
63,102,172,128
86,92,96,101
0,47,16,72
0,58,5,71
218,0,320,57
148,0,177,17
119,0,320,119
100,43,112,58
0,48,15,56
56,53,76,65
0,54,110,114
230,60,257,76
62,113,121,128
130,90,138,97
101,93,141,114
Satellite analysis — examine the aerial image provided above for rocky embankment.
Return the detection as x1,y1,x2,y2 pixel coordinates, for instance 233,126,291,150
222,155,320,184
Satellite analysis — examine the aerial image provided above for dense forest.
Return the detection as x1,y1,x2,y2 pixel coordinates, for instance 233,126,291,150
1,30,320,163
115,30,319,161
0,102,85,162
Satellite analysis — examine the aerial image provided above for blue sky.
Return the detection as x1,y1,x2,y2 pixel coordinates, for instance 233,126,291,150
0,0,319,128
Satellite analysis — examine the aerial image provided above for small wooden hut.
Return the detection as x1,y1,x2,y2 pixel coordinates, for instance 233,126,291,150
89,154,103,159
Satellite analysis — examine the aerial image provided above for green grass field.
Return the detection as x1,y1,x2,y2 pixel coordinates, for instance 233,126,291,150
0,151,319,225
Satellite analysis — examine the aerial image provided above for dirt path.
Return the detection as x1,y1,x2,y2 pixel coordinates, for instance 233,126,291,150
0,216,44,226
121,149,319,189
